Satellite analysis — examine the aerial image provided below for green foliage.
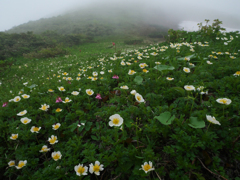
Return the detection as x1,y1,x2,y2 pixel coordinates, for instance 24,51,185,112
1,19,240,180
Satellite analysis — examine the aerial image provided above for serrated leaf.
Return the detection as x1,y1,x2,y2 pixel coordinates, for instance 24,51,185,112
154,111,175,125
188,116,205,128
154,65,175,71
134,76,143,85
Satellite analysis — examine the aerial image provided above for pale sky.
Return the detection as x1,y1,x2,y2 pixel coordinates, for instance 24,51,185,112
0,0,240,32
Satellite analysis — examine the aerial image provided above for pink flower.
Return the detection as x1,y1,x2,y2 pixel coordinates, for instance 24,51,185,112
112,75,119,79
56,97,62,103
2,102,8,107
95,94,102,100
67,81,71,84
112,42,115,46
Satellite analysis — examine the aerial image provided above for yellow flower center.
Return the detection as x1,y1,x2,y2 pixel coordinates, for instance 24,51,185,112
60,88,64,91
143,69,148,72
53,154,60,160
18,162,25,168
112,118,120,125
33,127,39,132
93,164,100,172
56,108,61,112
20,112,25,114
77,166,85,174
49,137,56,144
220,99,227,104
42,147,47,152
87,91,92,95
16,98,20,101
9,162,15,166
54,125,60,130
42,106,47,110
65,99,69,102
12,135,18,139
143,164,151,171
137,96,141,101
63,72,67,75
23,95,28,98
23,120,28,124
236,71,240,75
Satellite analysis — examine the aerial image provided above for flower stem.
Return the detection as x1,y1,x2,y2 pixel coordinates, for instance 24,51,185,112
206,123,211,134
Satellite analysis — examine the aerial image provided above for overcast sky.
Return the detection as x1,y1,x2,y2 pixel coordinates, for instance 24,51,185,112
1,0,240,32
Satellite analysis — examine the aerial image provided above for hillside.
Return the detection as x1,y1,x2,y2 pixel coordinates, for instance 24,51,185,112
6,4,177,38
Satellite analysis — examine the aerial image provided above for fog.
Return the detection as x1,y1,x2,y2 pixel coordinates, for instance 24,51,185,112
1,0,240,32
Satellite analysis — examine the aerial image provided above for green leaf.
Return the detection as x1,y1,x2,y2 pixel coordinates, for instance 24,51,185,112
28,84,37,89
68,122,78,132
192,172,206,180
177,54,196,60
188,117,205,128
154,65,175,71
154,111,175,125
91,135,98,141
135,155,144,159
134,76,143,85
85,122,93,131
170,87,185,96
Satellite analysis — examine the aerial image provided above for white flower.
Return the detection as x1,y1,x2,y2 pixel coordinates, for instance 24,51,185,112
58,86,66,91
166,77,174,81
8,160,15,167
40,145,50,152
30,126,41,133
62,97,72,103
109,114,124,127
39,104,50,111
52,151,62,161
135,93,145,103
130,90,137,95
89,161,104,176
48,135,58,144
183,67,190,73
17,110,27,116
216,98,231,105
120,85,129,90
74,164,88,176
52,123,61,130
93,72,98,77
207,61,213,64
71,91,79,96
20,117,31,124
16,160,27,169
21,94,30,99
86,89,94,96
100,71,104,75
139,161,155,173
23,82,28,86
13,96,21,102
206,115,221,125
184,85,195,91
10,134,18,140
128,70,136,75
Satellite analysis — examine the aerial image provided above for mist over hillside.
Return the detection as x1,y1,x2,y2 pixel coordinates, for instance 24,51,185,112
6,1,180,37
